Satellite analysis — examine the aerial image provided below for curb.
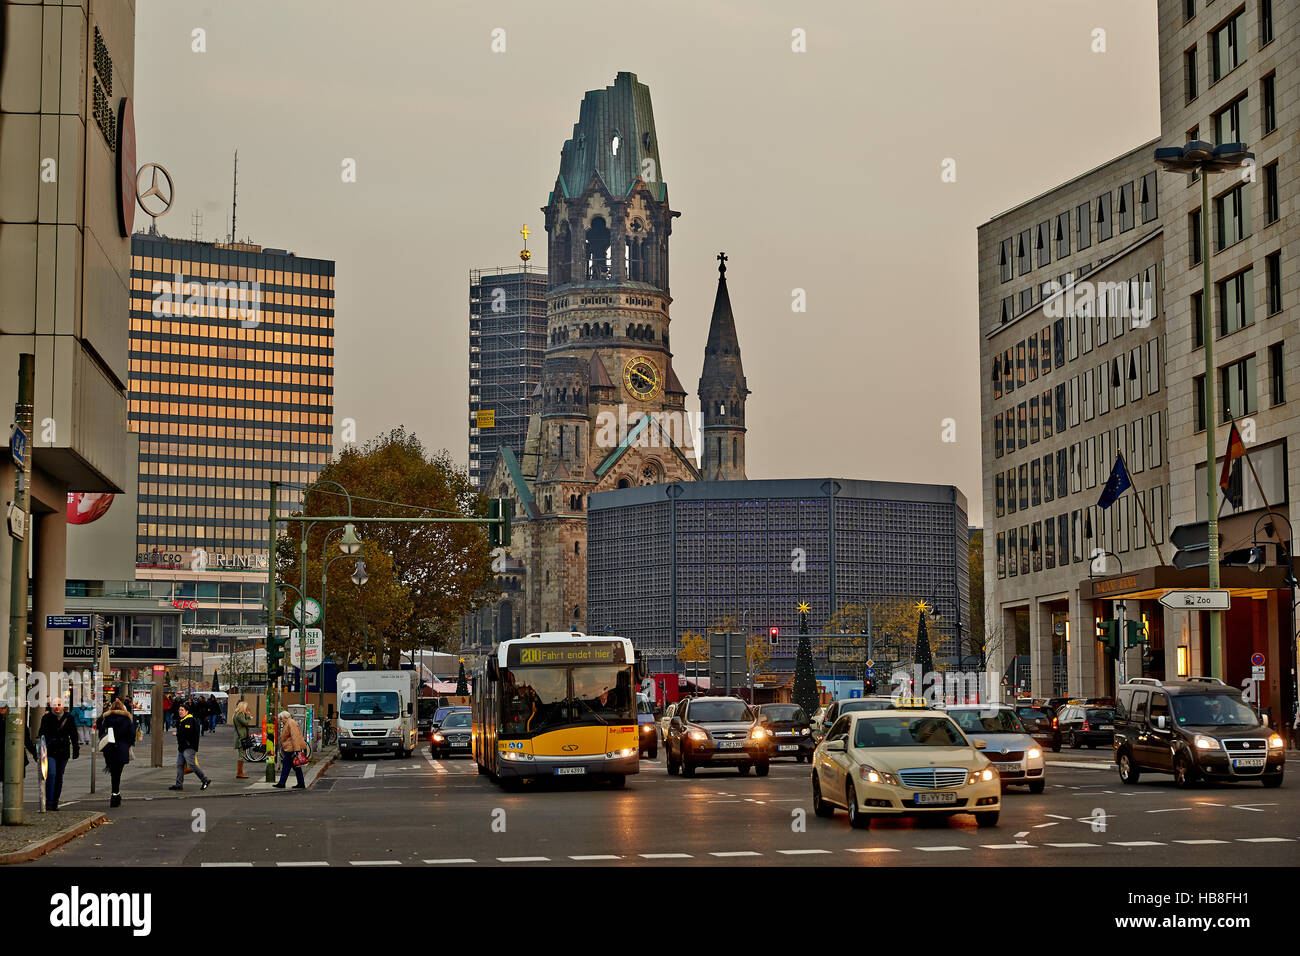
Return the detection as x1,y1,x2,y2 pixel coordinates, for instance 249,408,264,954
115,749,339,802
0,813,107,865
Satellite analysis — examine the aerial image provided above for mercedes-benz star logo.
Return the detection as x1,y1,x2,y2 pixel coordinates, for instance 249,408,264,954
135,163,174,218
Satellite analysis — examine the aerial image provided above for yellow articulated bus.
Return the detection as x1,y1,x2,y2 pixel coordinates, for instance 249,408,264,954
473,631,639,789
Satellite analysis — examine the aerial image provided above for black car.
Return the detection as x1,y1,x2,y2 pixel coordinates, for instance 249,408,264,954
1057,704,1116,749
430,709,473,758
756,703,814,762
417,698,440,740
1014,703,1062,752
666,696,769,776
1114,678,1284,788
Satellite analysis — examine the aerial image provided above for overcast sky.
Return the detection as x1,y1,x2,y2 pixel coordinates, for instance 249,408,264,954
135,0,1161,526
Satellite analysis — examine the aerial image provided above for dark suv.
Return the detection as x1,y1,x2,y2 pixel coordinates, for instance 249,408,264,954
1014,703,1062,752
1114,678,1284,788
666,696,770,777
1058,704,1116,749
756,703,814,762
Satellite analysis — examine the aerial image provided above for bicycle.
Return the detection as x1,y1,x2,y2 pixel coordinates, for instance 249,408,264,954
239,731,267,763
320,719,337,747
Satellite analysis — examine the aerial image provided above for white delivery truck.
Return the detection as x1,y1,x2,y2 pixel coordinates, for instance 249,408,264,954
336,670,420,759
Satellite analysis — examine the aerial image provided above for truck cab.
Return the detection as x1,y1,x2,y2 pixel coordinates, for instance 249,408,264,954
337,670,419,759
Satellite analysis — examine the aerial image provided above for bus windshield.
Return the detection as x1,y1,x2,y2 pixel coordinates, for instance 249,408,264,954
500,665,633,734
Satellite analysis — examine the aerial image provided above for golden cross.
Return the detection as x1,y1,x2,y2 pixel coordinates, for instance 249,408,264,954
520,224,530,243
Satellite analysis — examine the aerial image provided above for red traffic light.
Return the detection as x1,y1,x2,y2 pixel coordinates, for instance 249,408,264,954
769,627,779,637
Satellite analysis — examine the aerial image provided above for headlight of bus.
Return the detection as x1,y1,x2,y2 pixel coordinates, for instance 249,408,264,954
606,748,636,758
501,750,533,761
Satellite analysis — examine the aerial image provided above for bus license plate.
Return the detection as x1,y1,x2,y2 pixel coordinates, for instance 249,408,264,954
555,766,586,775
718,740,744,749
1232,758,1265,769
914,792,958,806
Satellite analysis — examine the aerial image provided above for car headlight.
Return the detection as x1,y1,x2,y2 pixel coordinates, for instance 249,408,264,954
800,727,810,736
432,733,444,742
858,765,896,785
1027,747,1042,759
1268,734,1284,750
337,726,350,737
975,767,995,783
689,730,707,741
750,727,768,739
641,724,654,733
1194,735,1220,750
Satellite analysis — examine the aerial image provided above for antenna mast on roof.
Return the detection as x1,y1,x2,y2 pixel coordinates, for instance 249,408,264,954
229,149,238,243
191,209,203,242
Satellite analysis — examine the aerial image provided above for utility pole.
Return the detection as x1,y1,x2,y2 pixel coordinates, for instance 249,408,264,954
3,354,34,824
265,481,278,782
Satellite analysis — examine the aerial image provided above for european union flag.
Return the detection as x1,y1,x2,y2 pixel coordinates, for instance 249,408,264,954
1097,454,1132,509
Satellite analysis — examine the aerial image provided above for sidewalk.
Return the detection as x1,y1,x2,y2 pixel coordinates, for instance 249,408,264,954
7,723,336,812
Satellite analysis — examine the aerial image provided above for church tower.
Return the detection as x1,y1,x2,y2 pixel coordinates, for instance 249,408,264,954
698,253,749,480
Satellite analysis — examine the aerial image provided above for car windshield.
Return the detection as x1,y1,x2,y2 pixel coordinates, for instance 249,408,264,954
841,699,894,713
1173,693,1258,727
853,717,968,748
762,705,807,722
441,712,471,729
950,709,1024,734
341,691,400,720
688,700,751,723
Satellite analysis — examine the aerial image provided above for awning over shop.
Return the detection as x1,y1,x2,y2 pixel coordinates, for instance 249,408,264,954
1079,564,1291,602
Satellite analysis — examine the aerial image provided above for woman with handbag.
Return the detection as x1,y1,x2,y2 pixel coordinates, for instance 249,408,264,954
98,698,135,808
273,710,307,789
232,700,252,779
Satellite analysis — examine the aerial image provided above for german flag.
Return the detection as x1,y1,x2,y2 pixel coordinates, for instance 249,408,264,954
1218,422,1246,495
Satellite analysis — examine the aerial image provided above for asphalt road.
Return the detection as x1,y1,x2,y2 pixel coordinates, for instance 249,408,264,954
30,745,1300,867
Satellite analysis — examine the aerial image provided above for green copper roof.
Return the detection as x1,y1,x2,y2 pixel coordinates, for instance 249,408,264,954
500,446,538,518
553,72,667,203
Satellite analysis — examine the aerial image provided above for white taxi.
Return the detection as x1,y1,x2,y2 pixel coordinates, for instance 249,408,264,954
811,707,1001,828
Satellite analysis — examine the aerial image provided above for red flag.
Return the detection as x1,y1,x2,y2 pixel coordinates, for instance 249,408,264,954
1218,423,1246,492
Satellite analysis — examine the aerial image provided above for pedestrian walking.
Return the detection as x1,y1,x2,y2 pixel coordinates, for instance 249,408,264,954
233,700,253,779
98,698,135,808
273,710,307,790
168,702,211,791
36,697,80,811
163,693,174,731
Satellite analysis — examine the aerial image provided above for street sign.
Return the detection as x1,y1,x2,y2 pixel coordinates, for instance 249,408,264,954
9,424,27,468
1251,665,1266,680
45,614,92,629
292,598,322,627
93,613,107,635
290,628,323,670
1170,521,1222,569
827,643,865,664
1250,652,1265,667
7,502,25,541
1158,589,1231,611
864,665,876,679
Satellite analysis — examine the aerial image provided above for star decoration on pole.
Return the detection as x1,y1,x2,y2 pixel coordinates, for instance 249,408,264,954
797,601,810,614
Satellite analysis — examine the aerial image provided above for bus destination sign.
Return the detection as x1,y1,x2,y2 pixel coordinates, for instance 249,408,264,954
507,642,625,666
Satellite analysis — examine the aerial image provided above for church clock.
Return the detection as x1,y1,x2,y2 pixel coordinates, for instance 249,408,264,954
622,355,662,401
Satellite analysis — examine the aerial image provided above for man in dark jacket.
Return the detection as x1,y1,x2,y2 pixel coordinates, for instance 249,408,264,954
37,698,80,811
168,702,211,791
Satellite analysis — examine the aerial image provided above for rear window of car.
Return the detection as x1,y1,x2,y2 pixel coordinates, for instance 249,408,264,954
1017,707,1050,720
841,699,895,713
761,705,807,722
1086,709,1114,721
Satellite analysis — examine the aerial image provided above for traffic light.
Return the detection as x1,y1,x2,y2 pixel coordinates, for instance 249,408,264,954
489,498,514,547
1096,618,1118,658
1125,618,1148,649
768,626,779,647
267,629,288,680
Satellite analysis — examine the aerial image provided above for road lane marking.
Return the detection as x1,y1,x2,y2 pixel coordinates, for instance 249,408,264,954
1195,802,1226,807
277,861,329,866
350,860,402,866
710,851,761,857
983,844,1035,849
1237,837,1292,842
1147,807,1193,813
1032,822,1059,828
915,846,968,852
424,858,476,864
776,849,831,855
1045,813,1073,820
1231,804,1277,812
1110,841,1164,847
498,856,550,862
363,764,376,779
845,847,899,853
201,862,253,867
1175,840,1229,845
640,853,692,859
1046,843,1101,848
570,855,622,860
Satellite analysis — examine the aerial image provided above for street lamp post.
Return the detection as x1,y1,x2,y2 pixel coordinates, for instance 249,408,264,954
1154,140,1254,679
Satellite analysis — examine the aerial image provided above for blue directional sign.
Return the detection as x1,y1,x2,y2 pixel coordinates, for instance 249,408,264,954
46,614,92,629
10,425,27,468
864,665,876,680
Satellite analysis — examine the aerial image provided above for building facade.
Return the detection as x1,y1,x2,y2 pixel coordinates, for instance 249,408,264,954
979,142,1170,698
468,266,547,488
587,478,969,677
0,0,137,692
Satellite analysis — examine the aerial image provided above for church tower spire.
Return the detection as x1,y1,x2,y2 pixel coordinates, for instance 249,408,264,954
699,252,748,481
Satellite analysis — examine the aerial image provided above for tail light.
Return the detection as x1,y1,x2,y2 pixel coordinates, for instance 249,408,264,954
1051,717,1058,730
1082,720,1091,731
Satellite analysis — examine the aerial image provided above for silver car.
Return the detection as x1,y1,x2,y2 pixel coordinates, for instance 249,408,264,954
947,704,1046,793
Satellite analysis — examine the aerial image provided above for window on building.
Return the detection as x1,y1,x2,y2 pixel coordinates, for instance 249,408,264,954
1119,182,1135,232
1045,518,1056,570
1221,355,1257,421
1055,212,1070,259
1082,369,1094,421
1042,389,1053,439
1211,11,1243,82
1031,521,1042,572
1018,229,1032,276
1037,222,1051,268
997,532,1006,578
1266,251,1282,315
1213,95,1245,145
1001,295,1014,324
994,416,1003,458
1040,327,1052,376
1028,336,1039,382
1140,171,1158,223
1000,239,1014,283
1055,383,1066,432
1269,342,1285,406
1021,526,1030,576
1259,0,1274,45
1263,162,1279,224
1007,468,1017,514
1019,464,1029,511
1069,377,1080,427
1218,268,1254,336
1096,192,1113,241
1020,288,1035,315
1186,125,1201,184
1030,396,1040,443
1262,73,1276,134
1192,290,1205,349
1031,459,1042,507
1184,46,1199,102
1215,183,1251,250
1043,452,1055,502
1016,342,1027,387
1058,513,1071,566
1189,208,1202,265
1057,449,1068,498
1185,0,1196,19
1076,201,1092,250
1148,411,1163,466
1053,319,1066,367
995,473,1005,517
1008,529,1018,577
1194,374,1206,432
1018,402,1028,448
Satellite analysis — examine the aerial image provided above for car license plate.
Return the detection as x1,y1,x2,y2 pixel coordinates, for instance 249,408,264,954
779,744,799,752
361,740,376,746
555,766,586,775
1100,724,1114,730
1232,757,1266,769
452,742,469,748
995,763,1022,773
914,792,958,806
718,740,744,749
